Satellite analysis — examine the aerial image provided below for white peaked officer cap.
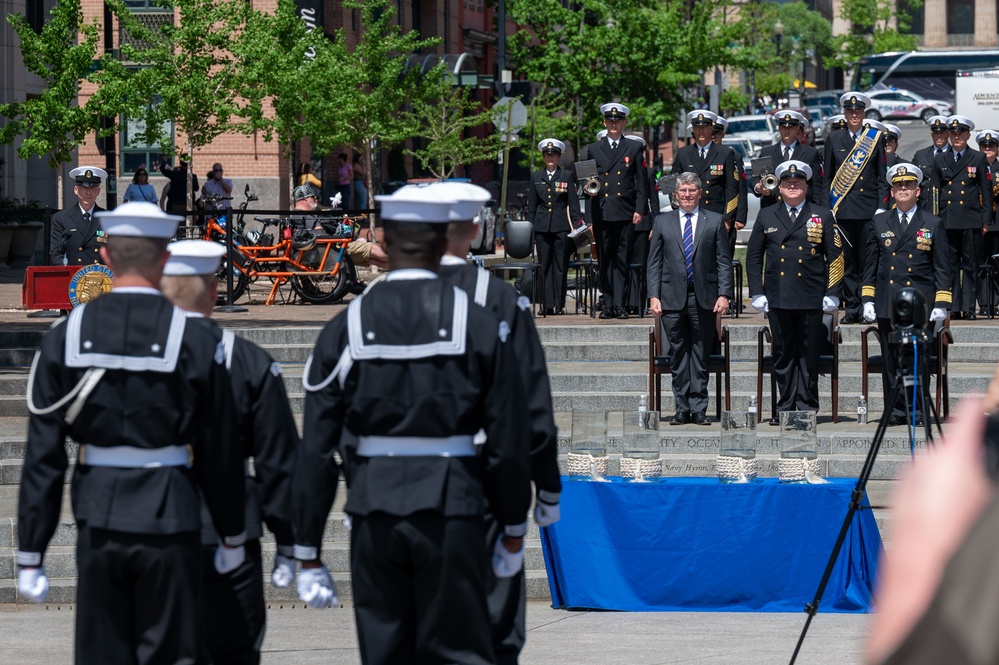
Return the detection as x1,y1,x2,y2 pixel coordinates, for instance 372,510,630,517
69,166,108,187
625,134,647,147
948,115,975,132
977,129,999,145
884,123,901,139
827,114,845,125
538,138,565,153
376,187,456,223
164,240,226,276
95,201,182,238
840,92,872,110
775,110,805,126
597,130,608,140
886,163,923,185
927,115,949,131
775,160,812,181
865,119,887,133
687,110,718,126
600,103,630,119
713,117,729,132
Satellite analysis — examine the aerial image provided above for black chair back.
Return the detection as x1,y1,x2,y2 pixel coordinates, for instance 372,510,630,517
504,220,535,261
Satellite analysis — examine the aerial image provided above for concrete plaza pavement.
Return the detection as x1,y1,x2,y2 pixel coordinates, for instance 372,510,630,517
0,600,870,664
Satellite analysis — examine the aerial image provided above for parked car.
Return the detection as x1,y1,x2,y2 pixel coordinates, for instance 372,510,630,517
864,88,954,122
804,90,844,111
721,136,756,171
809,106,835,145
725,114,778,152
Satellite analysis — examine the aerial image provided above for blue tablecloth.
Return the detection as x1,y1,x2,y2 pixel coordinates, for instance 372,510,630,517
540,477,882,613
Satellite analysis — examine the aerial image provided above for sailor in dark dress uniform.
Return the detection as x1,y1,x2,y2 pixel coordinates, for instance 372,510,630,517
17,202,247,665
711,116,748,256
750,110,824,211
421,181,560,664
291,193,533,665
930,114,994,319
50,166,109,266
623,133,658,314
909,115,951,210
884,123,903,170
526,138,582,313
161,240,299,665
976,129,999,314
747,161,844,423
861,164,952,425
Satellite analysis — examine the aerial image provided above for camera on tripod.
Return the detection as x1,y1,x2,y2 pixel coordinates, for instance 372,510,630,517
889,287,932,348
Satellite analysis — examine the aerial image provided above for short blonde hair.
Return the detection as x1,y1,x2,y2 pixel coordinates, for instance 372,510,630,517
160,274,216,313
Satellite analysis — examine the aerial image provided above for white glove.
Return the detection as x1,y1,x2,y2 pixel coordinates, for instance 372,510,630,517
822,296,840,313
875,208,887,215
534,501,560,527
492,535,525,578
271,554,296,588
930,307,947,322
214,542,246,574
17,567,49,603
297,565,338,609
751,295,768,313
863,302,877,323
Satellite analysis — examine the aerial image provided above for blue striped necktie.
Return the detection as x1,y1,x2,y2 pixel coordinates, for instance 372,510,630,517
683,212,694,284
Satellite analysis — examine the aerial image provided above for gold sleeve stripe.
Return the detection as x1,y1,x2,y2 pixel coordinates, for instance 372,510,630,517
862,286,876,297
833,228,843,248
726,197,738,213
936,290,952,303
827,253,844,287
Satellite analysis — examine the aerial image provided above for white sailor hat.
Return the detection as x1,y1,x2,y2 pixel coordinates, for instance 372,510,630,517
163,240,226,276
538,138,565,154
713,116,729,132
977,129,999,146
886,163,923,185
948,115,975,132
426,181,492,221
600,103,630,119
94,201,182,238
378,185,461,223
776,110,805,126
865,119,887,133
597,129,608,140
927,115,950,131
70,166,108,187
828,114,846,128
687,110,718,127
840,92,872,110
775,160,812,181
625,134,647,147
884,123,902,140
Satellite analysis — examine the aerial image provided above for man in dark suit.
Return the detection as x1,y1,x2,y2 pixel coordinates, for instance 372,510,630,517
49,166,108,266
624,133,659,315
824,92,890,323
747,161,844,423
712,116,748,256
584,103,649,319
862,164,952,426
751,110,824,211
647,172,733,426
526,138,582,314
931,114,994,319
909,115,950,210
671,110,739,236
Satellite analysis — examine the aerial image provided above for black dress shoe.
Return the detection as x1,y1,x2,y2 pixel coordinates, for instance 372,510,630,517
952,311,964,320
669,412,691,426
616,309,629,320
693,413,711,426
887,414,906,426
599,308,615,319
841,314,859,324
555,308,565,315
967,312,977,320
768,416,780,426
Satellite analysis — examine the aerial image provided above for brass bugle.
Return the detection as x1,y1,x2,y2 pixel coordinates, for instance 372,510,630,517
761,172,779,193
584,177,602,196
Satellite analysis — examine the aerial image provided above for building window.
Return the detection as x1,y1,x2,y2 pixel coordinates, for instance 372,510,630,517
950,0,975,34
26,0,46,33
120,99,172,176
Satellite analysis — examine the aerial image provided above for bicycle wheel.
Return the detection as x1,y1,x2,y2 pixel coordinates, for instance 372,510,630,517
290,248,355,304
215,234,251,305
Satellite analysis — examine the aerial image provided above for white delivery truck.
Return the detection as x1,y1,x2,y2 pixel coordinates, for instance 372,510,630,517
956,68,999,132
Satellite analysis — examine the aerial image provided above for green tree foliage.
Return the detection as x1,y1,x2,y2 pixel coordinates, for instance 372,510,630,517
404,82,506,181
831,0,923,70
719,88,749,116
0,0,103,198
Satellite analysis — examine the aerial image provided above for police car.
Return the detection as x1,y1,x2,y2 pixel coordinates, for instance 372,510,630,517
865,88,953,123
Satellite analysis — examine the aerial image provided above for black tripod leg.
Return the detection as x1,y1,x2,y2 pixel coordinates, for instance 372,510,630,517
788,377,904,665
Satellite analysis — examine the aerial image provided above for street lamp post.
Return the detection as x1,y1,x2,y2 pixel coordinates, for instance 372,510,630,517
774,21,784,108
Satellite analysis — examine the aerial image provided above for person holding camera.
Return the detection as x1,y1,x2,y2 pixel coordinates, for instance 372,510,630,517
746,160,843,424
862,163,952,426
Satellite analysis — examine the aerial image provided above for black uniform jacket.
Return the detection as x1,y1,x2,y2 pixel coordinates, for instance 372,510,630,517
671,143,740,223
439,260,560,504
18,291,246,565
746,202,844,309
734,158,748,225
988,160,999,230
862,208,953,313
647,208,733,311
526,167,582,233
583,137,649,223
909,144,946,209
294,273,532,555
49,205,106,266
750,142,824,209
823,127,890,217
193,318,298,546
931,148,994,231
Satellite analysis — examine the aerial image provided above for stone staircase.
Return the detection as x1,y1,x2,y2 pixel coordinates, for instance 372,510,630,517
0,319,996,603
